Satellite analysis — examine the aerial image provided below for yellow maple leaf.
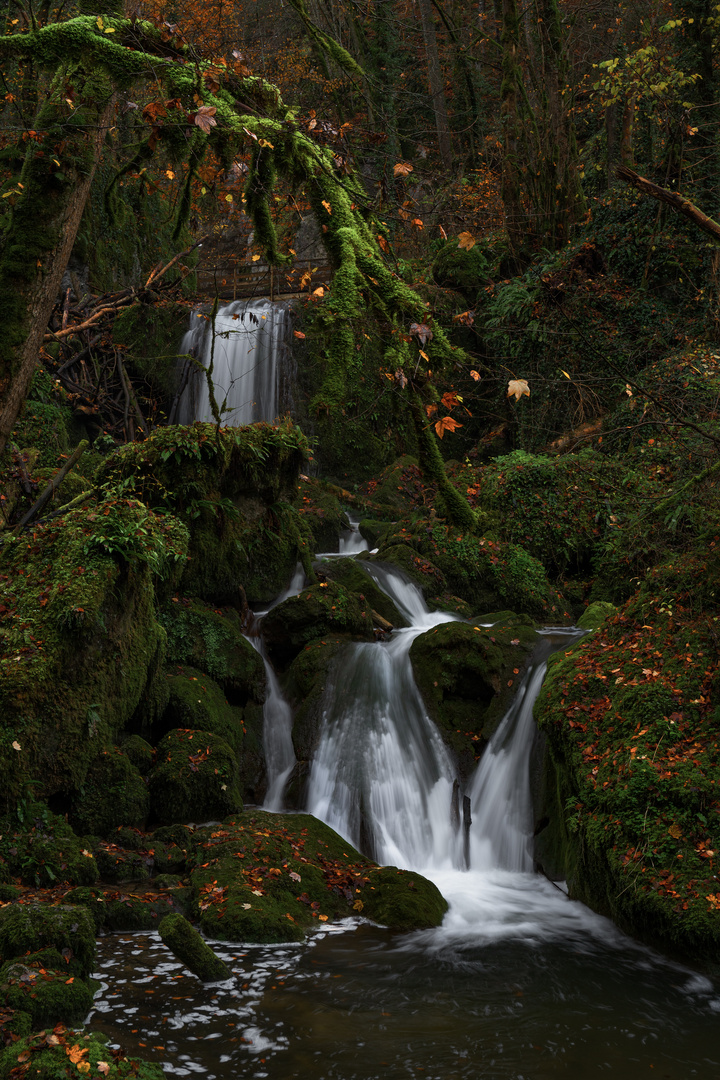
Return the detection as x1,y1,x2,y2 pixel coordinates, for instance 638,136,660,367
507,378,530,402
457,231,475,251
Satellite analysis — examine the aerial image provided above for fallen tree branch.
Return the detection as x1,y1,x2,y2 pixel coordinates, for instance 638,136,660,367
616,164,720,245
16,439,88,529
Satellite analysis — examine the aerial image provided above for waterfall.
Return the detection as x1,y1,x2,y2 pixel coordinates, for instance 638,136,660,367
306,568,463,867
246,634,296,811
306,566,581,878
175,299,292,426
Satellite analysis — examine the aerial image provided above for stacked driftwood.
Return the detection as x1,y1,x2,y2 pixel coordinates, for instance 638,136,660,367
42,238,205,442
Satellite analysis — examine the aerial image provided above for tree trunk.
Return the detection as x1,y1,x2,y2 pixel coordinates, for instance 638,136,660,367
417,0,453,170
500,0,525,256
616,164,720,245
0,72,115,455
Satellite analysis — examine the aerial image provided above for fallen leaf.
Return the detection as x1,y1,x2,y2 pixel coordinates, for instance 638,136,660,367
393,162,413,177
457,231,475,250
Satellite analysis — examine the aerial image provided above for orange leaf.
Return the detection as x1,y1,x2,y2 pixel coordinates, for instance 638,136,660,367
457,231,475,251
507,378,530,402
469,370,481,381
393,162,413,177
434,416,463,439
293,330,306,339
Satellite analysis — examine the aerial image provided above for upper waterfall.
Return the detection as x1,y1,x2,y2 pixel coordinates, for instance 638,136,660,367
175,298,292,426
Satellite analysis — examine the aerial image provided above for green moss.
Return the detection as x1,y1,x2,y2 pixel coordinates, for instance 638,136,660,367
369,544,446,596
162,668,245,753
410,619,537,779
534,571,720,965
318,557,408,628
188,811,446,943
358,519,390,548
0,809,98,888
96,422,311,604
0,500,187,805
149,729,243,825
0,1028,166,1079
71,748,149,837
576,601,616,631
361,866,447,931
160,599,265,706
295,477,349,552
121,735,154,775
158,913,230,981
261,581,373,666
0,962,94,1028
63,885,176,932
0,905,95,978
283,639,347,768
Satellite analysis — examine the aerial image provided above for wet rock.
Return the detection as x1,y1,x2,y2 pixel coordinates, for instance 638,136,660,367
70,748,149,837
0,905,95,978
318,557,408,628
261,581,373,667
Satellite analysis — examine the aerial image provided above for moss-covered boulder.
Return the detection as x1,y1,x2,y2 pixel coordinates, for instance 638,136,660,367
70,749,149,837
0,962,94,1028
63,886,178,933
121,735,154,775
187,811,447,943
96,421,312,604
0,905,95,978
576,600,617,631
0,1027,166,1079
92,839,152,885
369,545,446,596
282,640,347,792
160,598,266,706
295,476,349,552
534,556,720,967
161,668,246,752
318,557,407,627
410,618,537,779
158,913,230,981
0,499,187,805
148,729,243,825
0,809,97,888
358,518,390,549
261,581,373,666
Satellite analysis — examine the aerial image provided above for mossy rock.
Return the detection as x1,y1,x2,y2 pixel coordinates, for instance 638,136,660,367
121,735,154,776
0,809,98,888
158,913,230,981
361,866,447,931
70,749,149,837
367,456,424,515
0,1028,166,1078
261,581,373,666
534,588,720,967
369,546,446,596
160,598,266,706
317,557,408,628
358,519,391,549
576,600,616,631
187,811,446,944
295,477,349,552
0,499,187,805
95,422,311,604
93,841,151,885
283,640,348,775
410,619,537,780
148,729,243,825
0,905,95,978
9,370,75,471
0,963,94,1028
62,886,177,933
431,238,492,296
161,667,245,753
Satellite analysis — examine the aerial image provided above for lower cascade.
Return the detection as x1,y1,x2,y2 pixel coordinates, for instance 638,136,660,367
175,298,292,425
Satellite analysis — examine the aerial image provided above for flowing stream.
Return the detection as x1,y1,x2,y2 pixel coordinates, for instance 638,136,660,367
87,568,720,1077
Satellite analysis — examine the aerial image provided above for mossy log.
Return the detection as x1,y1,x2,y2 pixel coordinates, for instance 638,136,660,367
158,913,230,981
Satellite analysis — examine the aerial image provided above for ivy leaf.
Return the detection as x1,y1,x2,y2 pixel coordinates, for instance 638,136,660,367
507,378,530,402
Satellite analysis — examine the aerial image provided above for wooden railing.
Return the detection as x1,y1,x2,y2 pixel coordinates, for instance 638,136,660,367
194,260,332,301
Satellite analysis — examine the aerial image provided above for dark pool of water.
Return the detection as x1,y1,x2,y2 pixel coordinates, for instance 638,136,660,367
88,889,720,1080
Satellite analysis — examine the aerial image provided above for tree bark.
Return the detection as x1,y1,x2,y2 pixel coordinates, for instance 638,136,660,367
0,83,115,455
417,0,453,170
